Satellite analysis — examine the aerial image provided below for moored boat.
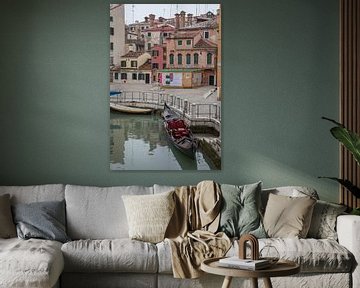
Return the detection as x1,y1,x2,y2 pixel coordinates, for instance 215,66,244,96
110,103,153,114
163,103,197,159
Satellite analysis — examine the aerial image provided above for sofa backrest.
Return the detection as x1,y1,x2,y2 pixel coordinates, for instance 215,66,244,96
65,184,153,240
0,184,65,204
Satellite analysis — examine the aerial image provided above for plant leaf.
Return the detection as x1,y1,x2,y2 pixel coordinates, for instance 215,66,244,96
330,126,360,165
322,117,360,165
321,116,344,127
318,177,360,198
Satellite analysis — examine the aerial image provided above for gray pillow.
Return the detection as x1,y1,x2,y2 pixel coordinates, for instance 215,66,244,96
12,200,70,243
218,182,266,238
307,200,347,240
0,194,16,238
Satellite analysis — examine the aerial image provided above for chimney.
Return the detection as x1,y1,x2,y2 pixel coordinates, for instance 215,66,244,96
187,13,193,26
175,13,180,29
144,16,149,23
149,14,155,27
180,11,186,28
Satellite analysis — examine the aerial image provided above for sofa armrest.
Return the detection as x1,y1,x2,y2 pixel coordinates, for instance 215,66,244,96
337,215,360,288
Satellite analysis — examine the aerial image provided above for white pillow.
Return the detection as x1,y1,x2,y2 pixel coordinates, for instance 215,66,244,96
122,191,175,243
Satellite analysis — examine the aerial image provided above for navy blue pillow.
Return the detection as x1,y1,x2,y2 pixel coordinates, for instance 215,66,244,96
12,200,70,243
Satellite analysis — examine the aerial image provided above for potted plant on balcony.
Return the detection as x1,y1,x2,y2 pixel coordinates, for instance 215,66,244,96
320,117,360,215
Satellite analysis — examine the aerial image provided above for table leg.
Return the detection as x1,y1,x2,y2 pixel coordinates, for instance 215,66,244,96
263,277,273,288
221,276,233,288
251,278,258,288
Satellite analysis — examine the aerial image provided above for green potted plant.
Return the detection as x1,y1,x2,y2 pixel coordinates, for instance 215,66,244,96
320,117,360,215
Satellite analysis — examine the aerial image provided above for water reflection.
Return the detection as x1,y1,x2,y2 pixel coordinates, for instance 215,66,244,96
110,112,213,170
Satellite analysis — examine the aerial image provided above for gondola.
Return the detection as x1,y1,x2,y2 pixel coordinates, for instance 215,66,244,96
163,103,197,159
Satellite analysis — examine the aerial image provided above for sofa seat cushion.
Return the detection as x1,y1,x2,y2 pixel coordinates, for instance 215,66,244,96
157,238,353,274
0,238,64,288
228,238,354,273
61,239,158,273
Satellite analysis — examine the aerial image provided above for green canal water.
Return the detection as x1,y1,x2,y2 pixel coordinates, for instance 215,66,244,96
110,112,215,170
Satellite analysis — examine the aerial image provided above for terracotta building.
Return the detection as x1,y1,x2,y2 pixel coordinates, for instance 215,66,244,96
159,28,217,88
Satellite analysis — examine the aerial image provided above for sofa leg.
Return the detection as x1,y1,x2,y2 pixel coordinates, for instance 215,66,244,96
221,276,232,288
263,277,273,288
251,278,258,288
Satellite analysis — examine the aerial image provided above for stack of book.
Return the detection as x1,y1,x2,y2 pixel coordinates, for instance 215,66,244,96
218,257,271,270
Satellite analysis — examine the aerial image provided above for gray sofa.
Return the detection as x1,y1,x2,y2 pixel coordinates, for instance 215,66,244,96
0,184,359,288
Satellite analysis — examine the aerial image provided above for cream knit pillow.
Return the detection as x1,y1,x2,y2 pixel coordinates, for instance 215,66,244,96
122,191,175,243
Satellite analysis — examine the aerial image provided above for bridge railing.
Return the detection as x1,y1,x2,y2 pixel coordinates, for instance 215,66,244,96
110,90,221,124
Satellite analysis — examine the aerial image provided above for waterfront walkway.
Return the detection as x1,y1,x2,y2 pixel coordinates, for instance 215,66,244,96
110,83,221,133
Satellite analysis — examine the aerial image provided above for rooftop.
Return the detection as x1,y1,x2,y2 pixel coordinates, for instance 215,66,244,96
121,51,145,58
180,18,218,30
194,38,217,49
139,61,152,70
170,31,199,39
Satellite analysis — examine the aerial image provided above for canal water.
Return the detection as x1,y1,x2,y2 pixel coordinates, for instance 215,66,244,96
110,112,215,170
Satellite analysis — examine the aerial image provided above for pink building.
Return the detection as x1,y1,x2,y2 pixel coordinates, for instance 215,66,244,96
159,30,217,88
151,45,166,83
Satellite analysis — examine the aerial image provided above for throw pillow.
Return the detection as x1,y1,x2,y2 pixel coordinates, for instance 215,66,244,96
263,193,316,238
0,194,17,238
307,200,347,240
218,182,266,238
12,200,70,243
122,191,175,243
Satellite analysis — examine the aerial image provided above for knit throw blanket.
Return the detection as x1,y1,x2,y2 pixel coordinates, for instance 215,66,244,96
165,181,231,279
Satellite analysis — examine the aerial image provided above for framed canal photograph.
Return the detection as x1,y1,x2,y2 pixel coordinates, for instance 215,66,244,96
109,4,221,170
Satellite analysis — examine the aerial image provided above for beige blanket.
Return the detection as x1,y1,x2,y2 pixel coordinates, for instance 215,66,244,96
165,181,231,278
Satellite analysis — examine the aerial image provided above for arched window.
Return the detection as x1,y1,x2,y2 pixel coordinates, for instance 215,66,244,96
169,54,174,65
194,53,199,65
186,54,191,65
178,54,182,65
207,53,212,65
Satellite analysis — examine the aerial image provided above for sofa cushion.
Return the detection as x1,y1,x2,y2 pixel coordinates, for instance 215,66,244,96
0,184,65,204
65,185,153,239
0,194,16,238
153,184,176,194
225,238,354,273
0,238,64,288
262,238,353,273
218,182,266,238
158,237,353,275
263,194,316,238
12,200,70,243
122,191,175,243
261,186,319,213
307,200,347,240
61,239,158,273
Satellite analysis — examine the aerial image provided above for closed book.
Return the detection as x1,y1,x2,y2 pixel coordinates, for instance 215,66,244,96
218,257,271,270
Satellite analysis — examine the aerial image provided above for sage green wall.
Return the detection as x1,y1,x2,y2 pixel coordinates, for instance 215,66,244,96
0,0,339,202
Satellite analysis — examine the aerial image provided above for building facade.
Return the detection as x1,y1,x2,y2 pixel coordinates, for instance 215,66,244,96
110,5,220,89
159,28,217,88
110,4,125,66
112,51,152,84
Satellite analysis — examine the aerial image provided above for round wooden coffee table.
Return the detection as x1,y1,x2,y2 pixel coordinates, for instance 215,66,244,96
201,257,300,288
